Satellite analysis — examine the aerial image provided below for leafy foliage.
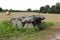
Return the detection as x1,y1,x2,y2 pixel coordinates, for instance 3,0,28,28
40,2,60,13
27,8,32,12
0,7,3,12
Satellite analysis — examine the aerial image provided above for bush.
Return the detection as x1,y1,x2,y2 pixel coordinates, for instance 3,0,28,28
34,26,40,31
41,21,54,29
35,21,54,30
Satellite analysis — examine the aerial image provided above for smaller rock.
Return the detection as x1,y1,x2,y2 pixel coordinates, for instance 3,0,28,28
16,19,22,29
24,23,33,28
11,19,17,27
10,17,22,30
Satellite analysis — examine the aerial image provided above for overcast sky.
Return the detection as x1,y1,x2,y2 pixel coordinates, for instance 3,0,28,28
0,0,59,10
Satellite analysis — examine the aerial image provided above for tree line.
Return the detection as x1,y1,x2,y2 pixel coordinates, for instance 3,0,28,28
0,2,60,13
40,2,60,13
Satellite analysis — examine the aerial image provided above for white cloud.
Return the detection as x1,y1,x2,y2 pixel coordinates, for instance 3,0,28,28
0,0,59,10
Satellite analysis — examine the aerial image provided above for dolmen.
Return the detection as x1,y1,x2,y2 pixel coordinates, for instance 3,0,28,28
10,15,45,30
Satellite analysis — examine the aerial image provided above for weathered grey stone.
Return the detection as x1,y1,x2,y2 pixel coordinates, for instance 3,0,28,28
10,17,23,29
16,19,22,28
21,16,34,28
12,19,22,28
37,15,45,20
11,19,17,27
21,17,34,23
21,17,34,27
32,15,45,24
30,15,45,30
24,23,33,28
22,15,30,19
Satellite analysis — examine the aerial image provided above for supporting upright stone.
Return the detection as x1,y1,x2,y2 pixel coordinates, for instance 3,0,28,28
16,19,22,29
21,17,34,28
10,17,23,30
24,23,33,28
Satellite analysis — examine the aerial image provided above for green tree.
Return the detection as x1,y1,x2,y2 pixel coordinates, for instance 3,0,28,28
27,8,32,12
4,9,9,12
9,9,13,12
0,7,2,12
40,6,45,13
44,5,50,13
55,2,60,13
51,5,56,13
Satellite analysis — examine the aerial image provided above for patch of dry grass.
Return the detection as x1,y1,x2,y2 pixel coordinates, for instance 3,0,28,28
0,12,60,23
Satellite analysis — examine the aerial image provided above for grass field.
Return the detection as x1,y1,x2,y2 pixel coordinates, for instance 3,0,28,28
0,12,60,40
0,12,60,22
